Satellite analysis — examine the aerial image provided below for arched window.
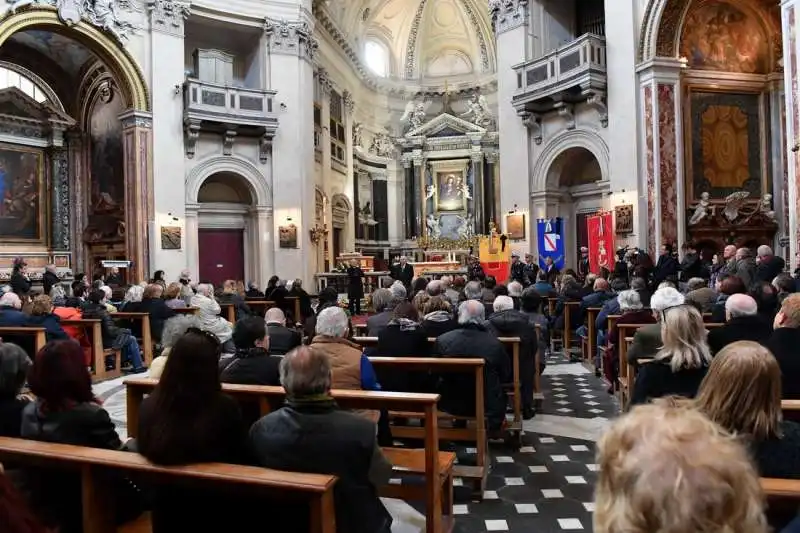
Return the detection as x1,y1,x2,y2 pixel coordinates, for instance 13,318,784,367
364,39,389,77
0,65,49,103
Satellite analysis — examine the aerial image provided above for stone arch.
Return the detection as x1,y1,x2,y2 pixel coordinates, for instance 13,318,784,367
331,192,353,213
186,156,272,207
531,129,610,192
0,7,150,111
639,0,779,64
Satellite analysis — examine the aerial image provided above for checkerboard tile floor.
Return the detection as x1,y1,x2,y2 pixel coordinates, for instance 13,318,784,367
446,350,618,533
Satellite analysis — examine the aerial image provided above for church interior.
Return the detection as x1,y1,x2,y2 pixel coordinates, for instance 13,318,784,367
1,0,800,532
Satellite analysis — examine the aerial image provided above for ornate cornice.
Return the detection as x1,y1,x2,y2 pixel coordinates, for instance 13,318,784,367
460,0,491,72
489,0,528,35
317,67,333,94
404,0,428,78
264,17,318,62
147,0,190,35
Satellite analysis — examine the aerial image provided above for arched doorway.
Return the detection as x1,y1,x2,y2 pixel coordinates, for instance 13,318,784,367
185,156,273,288
0,9,152,282
331,193,352,265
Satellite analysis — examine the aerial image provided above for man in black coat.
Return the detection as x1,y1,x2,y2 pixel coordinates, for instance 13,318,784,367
434,300,508,433
390,256,414,288
264,307,301,356
707,294,773,355
509,252,526,285
755,245,786,284
220,316,282,386
250,346,393,533
766,294,800,399
653,244,679,287
42,265,60,297
346,260,365,316
577,247,590,283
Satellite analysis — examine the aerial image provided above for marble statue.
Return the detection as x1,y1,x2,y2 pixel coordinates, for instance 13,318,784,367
368,132,394,158
426,213,441,238
723,191,750,222
353,122,363,148
460,93,492,127
688,192,712,225
760,193,776,221
456,213,475,238
424,184,436,200
458,182,472,200
401,100,427,131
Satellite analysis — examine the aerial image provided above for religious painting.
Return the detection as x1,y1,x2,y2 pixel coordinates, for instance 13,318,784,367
614,205,633,235
679,1,769,74
505,213,525,240
89,81,125,221
436,170,467,212
689,91,762,199
279,224,297,248
0,144,44,243
160,226,181,250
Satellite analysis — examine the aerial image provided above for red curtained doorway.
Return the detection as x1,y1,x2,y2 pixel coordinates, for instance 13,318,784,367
198,229,245,287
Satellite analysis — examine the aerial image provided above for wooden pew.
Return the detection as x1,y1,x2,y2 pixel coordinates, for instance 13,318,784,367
781,399,800,412
286,296,301,323
112,312,153,367
761,477,800,498
0,436,338,533
0,326,46,355
245,300,277,317
219,303,236,323
586,307,602,367
126,380,455,533
172,306,199,315
60,318,122,381
563,301,581,358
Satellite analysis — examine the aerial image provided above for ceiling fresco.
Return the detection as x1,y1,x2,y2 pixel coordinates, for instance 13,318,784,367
7,30,97,79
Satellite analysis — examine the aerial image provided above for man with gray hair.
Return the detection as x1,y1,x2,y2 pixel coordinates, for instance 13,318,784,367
265,307,301,356
249,346,393,533
441,275,460,309
627,286,686,366
734,247,757,288
435,300,509,432
463,280,482,301
685,276,717,312
426,279,444,297
707,293,772,355
366,288,394,336
756,244,786,284
42,264,59,297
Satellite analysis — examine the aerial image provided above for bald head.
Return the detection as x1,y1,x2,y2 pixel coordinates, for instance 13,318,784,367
594,278,610,292
723,245,737,259
265,307,286,325
280,346,332,397
725,293,758,320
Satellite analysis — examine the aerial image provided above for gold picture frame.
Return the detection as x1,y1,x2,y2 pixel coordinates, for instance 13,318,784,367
0,143,46,244
279,224,298,248
160,226,182,250
435,170,468,212
615,205,633,235
506,213,525,240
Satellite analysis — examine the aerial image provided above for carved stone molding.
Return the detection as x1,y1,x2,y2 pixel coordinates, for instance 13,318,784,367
317,67,333,95
555,103,575,130
147,0,191,35
518,110,542,145
223,127,237,156
51,148,70,250
343,90,355,115
259,135,271,163
586,93,608,128
489,0,528,35
459,0,490,72
264,18,318,62
404,0,428,78
119,110,153,129
184,118,201,158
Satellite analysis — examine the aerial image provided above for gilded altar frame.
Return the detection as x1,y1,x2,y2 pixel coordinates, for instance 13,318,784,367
425,159,470,237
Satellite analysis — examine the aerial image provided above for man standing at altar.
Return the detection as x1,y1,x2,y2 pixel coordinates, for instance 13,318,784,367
523,253,539,286
391,256,414,289
510,252,526,285
577,247,590,282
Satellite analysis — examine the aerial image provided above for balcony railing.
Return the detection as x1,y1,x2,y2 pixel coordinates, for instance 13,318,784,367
512,33,607,108
184,78,278,128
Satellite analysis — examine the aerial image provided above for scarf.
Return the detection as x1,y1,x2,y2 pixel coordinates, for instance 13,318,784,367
388,317,419,331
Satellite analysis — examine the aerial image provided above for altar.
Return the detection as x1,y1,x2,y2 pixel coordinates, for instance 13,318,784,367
409,261,462,277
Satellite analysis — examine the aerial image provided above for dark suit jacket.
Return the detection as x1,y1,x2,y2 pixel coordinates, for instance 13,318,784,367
366,311,392,336
391,263,414,287
766,328,800,399
707,315,773,355
626,322,662,365
756,255,786,284
266,323,301,356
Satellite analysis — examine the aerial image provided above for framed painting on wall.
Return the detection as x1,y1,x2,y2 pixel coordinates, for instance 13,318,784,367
505,213,525,240
615,205,633,234
0,144,45,244
279,224,298,248
436,170,468,212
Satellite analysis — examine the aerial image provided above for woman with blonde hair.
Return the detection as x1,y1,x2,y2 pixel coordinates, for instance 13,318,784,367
595,401,768,533
695,341,800,479
630,304,710,405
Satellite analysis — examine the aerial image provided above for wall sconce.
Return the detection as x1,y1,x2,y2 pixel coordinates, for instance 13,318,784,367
309,223,329,244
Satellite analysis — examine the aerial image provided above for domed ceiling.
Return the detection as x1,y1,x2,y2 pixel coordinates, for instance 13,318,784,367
324,0,496,80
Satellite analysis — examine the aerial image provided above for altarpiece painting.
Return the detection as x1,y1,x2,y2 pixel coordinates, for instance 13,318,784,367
0,144,44,242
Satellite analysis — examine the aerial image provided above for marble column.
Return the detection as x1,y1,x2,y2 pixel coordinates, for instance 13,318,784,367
782,0,800,269
67,132,87,274
637,58,684,257
49,141,70,252
768,75,789,253
412,150,423,238
485,150,498,229
471,150,485,233
403,157,414,239
119,110,154,283
148,0,190,279
264,17,317,285
254,205,274,287
184,207,199,281
343,90,356,252
318,68,334,264
493,0,533,251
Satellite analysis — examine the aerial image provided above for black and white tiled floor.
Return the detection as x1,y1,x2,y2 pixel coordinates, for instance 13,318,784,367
95,350,617,532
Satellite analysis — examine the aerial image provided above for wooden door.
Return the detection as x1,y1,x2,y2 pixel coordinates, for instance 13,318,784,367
198,229,244,287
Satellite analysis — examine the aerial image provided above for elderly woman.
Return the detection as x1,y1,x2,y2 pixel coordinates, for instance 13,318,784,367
603,290,656,388
120,284,145,312
0,343,31,437
421,295,457,337
630,305,711,405
191,283,233,349
27,295,68,342
366,288,393,336
149,314,201,379
164,283,185,309
218,279,251,321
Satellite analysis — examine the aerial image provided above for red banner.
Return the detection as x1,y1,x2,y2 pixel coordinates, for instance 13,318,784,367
587,212,615,274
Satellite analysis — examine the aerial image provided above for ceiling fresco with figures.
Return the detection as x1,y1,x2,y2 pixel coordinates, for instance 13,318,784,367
7,30,98,79
322,0,495,80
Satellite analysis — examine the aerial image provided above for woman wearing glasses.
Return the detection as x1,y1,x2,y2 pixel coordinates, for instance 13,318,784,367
630,305,711,406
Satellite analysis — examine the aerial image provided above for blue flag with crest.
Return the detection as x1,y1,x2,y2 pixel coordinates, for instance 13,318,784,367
537,217,565,270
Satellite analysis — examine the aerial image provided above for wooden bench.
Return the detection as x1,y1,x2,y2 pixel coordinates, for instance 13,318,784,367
172,306,199,315
60,318,122,381
352,334,537,442
585,307,602,367
244,300,277,317
126,380,455,533
0,326,46,355
286,296,302,323
219,303,236,323
111,312,153,367
762,477,800,499
563,301,581,359
0,436,338,533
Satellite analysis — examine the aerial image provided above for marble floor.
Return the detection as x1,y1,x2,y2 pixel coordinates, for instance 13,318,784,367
95,349,617,532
